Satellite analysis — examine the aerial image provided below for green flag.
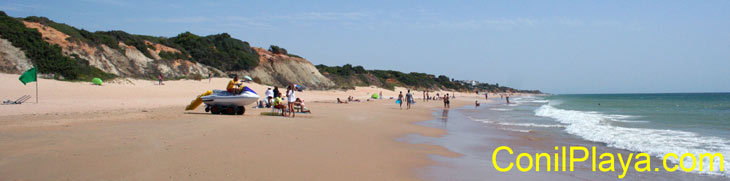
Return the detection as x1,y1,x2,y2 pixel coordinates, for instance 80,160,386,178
18,67,37,85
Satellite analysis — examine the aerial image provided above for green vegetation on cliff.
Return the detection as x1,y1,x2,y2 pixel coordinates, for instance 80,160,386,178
316,64,541,93
0,11,112,80
21,16,259,71
170,32,259,71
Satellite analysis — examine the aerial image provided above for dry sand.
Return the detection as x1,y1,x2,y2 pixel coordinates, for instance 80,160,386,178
0,73,492,180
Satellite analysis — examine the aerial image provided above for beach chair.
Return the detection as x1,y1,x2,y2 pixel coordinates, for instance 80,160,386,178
2,95,31,105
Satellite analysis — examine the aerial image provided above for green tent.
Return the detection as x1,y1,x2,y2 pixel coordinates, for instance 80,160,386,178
371,93,379,99
92,77,103,85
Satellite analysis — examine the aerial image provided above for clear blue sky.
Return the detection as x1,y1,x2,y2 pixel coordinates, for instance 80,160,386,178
2,0,729,93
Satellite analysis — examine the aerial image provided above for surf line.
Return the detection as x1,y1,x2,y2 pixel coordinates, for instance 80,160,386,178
491,146,724,179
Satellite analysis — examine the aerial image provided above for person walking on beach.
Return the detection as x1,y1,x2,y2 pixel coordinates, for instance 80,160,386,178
157,74,164,85
379,91,383,99
208,73,212,83
398,91,404,109
506,95,510,104
406,90,413,110
485,93,488,100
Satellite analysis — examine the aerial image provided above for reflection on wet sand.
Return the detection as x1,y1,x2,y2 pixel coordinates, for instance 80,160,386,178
441,109,449,123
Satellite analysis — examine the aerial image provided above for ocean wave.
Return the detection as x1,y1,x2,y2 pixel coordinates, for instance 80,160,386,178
489,108,513,111
467,117,565,128
498,122,566,128
535,105,730,177
500,127,532,133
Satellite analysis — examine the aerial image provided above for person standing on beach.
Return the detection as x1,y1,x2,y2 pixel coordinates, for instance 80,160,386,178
423,91,426,101
273,86,281,99
444,94,450,108
406,90,413,110
208,73,212,83
286,84,297,117
485,93,488,100
398,91,404,109
379,91,383,99
426,91,429,102
506,95,510,104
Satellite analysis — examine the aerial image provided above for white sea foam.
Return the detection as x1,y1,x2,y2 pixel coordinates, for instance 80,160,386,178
498,122,566,128
535,105,730,177
500,127,532,133
468,117,565,128
489,108,513,111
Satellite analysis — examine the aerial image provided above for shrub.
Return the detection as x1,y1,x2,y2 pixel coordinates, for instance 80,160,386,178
170,32,259,71
269,45,287,54
0,11,113,80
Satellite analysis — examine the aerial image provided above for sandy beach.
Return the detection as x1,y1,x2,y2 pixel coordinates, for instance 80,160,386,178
0,73,487,180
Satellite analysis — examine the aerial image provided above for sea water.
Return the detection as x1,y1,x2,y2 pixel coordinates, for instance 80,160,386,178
415,93,730,179
536,93,730,177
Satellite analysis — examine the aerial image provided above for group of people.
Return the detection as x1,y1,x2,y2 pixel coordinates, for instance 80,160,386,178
397,90,414,109
263,84,308,117
398,90,456,109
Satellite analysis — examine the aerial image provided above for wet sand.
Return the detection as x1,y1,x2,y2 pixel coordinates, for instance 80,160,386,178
410,100,727,180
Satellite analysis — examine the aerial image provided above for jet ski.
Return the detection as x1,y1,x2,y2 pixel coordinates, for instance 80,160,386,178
201,86,260,115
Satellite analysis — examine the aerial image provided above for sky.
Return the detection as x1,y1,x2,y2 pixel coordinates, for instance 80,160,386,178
1,0,729,94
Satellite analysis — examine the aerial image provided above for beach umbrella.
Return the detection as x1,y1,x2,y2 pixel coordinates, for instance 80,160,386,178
296,84,306,91
371,93,379,99
91,78,103,85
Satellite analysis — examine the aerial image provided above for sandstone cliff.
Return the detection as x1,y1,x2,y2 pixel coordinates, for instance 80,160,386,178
236,48,335,89
1,20,335,89
17,21,224,79
0,37,33,74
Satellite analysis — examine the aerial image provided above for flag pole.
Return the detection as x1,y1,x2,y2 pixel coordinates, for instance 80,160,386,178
35,71,38,103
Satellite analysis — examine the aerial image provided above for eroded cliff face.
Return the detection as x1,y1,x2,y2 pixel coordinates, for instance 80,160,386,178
17,21,224,78
238,48,335,89
0,37,33,74
0,21,336,89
